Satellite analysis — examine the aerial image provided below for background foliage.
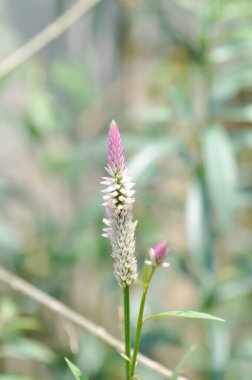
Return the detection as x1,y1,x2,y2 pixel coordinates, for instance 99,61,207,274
0,0,252,379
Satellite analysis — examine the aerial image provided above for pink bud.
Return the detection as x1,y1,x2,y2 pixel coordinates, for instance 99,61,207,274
149,240,169,265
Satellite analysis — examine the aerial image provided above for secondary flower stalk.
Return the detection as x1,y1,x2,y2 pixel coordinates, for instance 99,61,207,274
99,123,224,380
131,240,170,377
101,120,138,287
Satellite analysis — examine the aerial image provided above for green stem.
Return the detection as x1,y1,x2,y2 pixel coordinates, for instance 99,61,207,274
124,286,131,380
131,267,155,377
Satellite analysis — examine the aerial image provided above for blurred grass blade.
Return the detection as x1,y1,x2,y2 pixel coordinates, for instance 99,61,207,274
206,323,230,377
234,338,252,360
185,177,213,275
210,40,252,64
7,317,42,332
170,346,196,380
0,338,55,363
202,125,237,233
128,139,182,180
233,130,252,150
65,358,88,380
218,277,252,300
220,105,252,123
212,66,252,101
143,311,225,323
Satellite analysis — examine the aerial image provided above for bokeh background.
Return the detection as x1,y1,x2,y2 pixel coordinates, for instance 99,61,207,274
0,0,252,379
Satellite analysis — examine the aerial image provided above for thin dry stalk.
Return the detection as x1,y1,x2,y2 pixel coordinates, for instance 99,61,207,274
0,0,100,79
0,266,189,380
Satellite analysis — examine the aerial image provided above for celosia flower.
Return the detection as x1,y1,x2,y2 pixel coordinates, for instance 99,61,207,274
146,240,170,267
101,120,138,287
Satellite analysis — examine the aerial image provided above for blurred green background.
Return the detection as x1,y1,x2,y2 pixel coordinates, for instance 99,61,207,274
0,0,252,379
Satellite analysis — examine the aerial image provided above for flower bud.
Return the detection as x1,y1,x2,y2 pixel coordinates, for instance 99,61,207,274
148,240,169,267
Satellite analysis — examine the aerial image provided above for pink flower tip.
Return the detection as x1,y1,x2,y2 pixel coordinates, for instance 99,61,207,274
109,119,118,133
107,120,125,171
149,240,169,265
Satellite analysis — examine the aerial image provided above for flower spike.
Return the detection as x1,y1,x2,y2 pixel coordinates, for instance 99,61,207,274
102,120,138,287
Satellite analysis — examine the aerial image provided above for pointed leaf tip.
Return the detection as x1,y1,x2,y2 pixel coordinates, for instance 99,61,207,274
120,352,132,363
143,310,225,323
65,358,88,380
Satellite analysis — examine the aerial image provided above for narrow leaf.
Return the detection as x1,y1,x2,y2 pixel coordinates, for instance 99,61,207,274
206,323,230,374
120,352,131,363
128,139,182,179
185,177,213,274
65,358,88,380
142,255,150,289
202,125,237,233
170,346,196,380
0,338,55,363
143,311,225,323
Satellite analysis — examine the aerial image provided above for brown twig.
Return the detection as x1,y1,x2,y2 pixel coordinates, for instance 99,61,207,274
0,267,189,380
0,0,101,79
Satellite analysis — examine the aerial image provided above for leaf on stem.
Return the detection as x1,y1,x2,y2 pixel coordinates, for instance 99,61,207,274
65,358,88,380
142,255,151,289
143,311,225,323
120,352,132,363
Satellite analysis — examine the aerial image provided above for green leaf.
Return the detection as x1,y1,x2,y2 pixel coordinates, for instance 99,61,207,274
218,277,252,300
212,65,252,101
0,298,18,323
202,125,237,233
7,317,42,332
143,311,225,323
233,130,252,150
206,323,230,374
128,138,183,180
210,40,252,64
220,105,252,123
120,352,131,363
0,338,55,363
25,89,59,136
185,177,214,275
65,358,88,380
170,346,196,380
